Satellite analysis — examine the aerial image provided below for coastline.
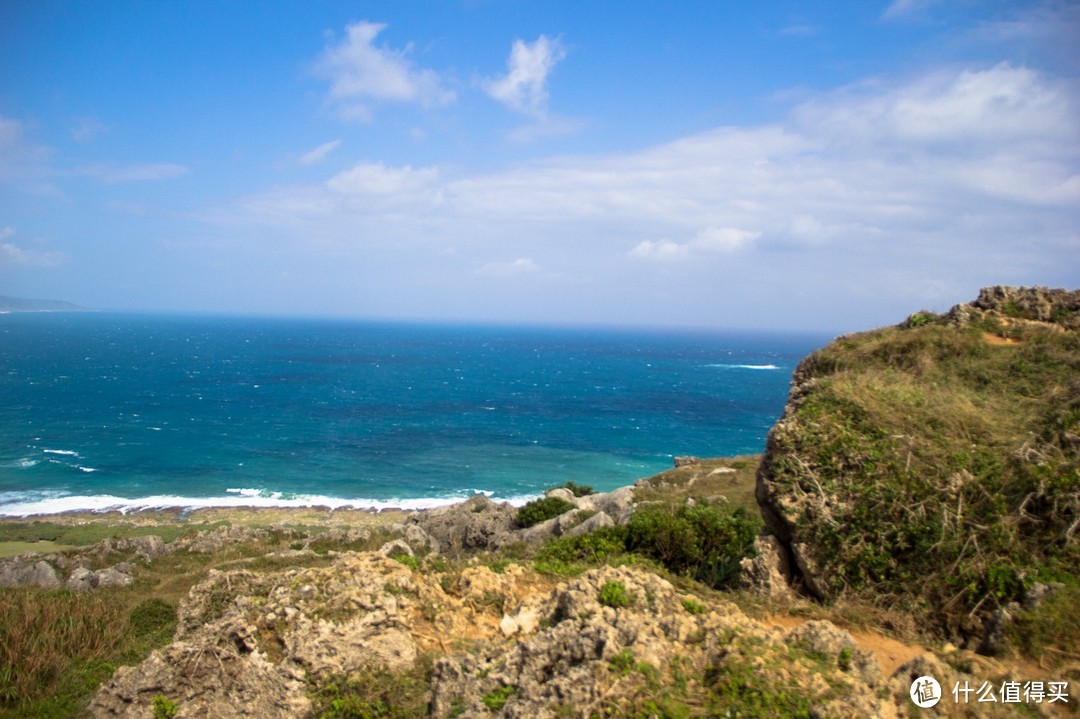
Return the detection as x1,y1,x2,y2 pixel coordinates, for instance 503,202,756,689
0,456,761,558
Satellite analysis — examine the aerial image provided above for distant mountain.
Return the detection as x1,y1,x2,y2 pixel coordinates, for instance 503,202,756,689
0,295,91,313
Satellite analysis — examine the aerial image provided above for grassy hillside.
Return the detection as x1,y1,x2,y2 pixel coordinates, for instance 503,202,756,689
757,287,1079,645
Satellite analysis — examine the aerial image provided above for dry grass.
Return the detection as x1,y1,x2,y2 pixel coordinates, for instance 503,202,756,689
765,316,1080,643
0,589,128,708
632,455,760,511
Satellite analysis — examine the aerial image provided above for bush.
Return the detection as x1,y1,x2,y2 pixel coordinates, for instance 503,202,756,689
598,580,634,608
515,496,576,528
482,684,517,710
624,503,760,589
556,481,595,497
152,694,179,719
309,662,432,718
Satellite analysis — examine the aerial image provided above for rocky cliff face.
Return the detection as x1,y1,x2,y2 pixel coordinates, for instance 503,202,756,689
89,550,911,718
756,286,1080,639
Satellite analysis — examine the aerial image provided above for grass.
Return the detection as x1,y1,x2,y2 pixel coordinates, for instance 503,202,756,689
0,521,412,717
762,310,1080,639
0,541,77,558
632,456,760,512
0,588,176,716
0,520,200,547
598,580,634,608
307,659,434,719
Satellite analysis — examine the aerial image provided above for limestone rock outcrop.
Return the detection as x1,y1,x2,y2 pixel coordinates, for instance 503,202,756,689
90,551,910,718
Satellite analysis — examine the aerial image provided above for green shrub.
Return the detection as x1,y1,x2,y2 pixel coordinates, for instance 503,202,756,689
129,598,176,640
152,694,179,719
624,503,760,589
309,662,432,719
682,597,708,615
609,649,635,674
536,526,628,566
481,684,517,710
515,496,576,528
389,552,419,570
556,481,595,497
598,580,634,608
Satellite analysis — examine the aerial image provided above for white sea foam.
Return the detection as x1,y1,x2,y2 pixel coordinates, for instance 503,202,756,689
4,458,40,469
42,448,80,456
0,489,537,517
704,363,780,370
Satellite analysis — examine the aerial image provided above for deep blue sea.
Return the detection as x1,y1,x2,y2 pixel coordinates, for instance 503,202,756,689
0,313,829,516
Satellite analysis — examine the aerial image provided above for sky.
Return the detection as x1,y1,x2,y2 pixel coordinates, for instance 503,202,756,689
1,0,1078,333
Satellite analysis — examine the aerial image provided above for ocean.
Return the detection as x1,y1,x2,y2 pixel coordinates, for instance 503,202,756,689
0,313,830,516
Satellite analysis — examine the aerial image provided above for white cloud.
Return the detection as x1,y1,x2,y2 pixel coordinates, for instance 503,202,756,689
218,62,1079,328
326,162,438,196
71,117,108,143
299,140,343,166
0,114,56,192
484,35,566,118
315,21,454,122
793,63,1075,147
882,0,939,21
73,162,189,182
474,257,541,277
628,227,760,262
628,240,688,262
0,228,66,267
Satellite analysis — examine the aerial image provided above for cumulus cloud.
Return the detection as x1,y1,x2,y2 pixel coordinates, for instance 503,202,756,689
220,61,1079,327
484,35,566,118
326,162,438,196
0,227,66,267
299,140,342,166
629,228,760,262
796,63,1073,147
474,257,541,277
315,21,454,122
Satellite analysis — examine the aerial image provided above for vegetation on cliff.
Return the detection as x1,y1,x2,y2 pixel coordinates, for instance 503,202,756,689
757,286,1080,645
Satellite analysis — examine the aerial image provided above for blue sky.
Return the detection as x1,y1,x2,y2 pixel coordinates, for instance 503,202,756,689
1,0,1078,332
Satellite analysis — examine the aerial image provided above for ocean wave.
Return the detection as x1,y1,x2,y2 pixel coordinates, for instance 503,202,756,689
2,457,40,469
0,489,538,517
703,363,780,370
42,448,80,456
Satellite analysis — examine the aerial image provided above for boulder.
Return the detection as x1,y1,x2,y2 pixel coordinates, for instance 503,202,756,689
0,558,62,589
544,487,576,503
378,538,414,557
574,486,635,524
564,510,614,537
406,495,517,554
737,534,794,600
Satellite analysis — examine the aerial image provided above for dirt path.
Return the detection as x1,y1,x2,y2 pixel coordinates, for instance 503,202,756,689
764,614,926,677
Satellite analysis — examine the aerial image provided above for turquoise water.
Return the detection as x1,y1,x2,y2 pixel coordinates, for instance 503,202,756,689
0,313,829,515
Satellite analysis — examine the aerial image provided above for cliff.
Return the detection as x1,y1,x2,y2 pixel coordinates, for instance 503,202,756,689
756,286,1079,644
